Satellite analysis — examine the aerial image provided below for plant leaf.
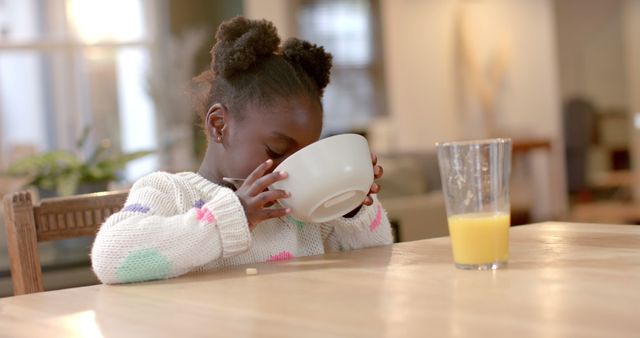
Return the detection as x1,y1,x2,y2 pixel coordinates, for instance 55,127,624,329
76,126,92,150
1,127,154,195
56,172,81,196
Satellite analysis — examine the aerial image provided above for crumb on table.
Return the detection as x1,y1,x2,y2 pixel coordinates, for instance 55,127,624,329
245,268,258,275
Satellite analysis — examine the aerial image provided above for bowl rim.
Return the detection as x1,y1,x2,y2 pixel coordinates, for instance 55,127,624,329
274,133,368,172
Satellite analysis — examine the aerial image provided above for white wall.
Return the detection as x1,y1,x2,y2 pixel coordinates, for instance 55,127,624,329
555,0,627,110
243,0,296,38
380,0,459,151
380,0,566,219
623,0,640,202
495,1,564,219
381,0,562,147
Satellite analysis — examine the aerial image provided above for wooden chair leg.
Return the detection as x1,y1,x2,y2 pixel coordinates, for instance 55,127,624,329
3,192,44,295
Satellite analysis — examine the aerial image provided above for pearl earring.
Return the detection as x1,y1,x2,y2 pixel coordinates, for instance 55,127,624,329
217,136,222,142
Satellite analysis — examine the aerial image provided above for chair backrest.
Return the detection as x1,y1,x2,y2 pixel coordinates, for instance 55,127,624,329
2,190,128,295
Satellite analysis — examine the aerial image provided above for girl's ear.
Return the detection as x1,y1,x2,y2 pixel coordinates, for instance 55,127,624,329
205,103,229,143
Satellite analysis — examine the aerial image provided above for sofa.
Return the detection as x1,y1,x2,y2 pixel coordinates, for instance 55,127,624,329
376,152,450,242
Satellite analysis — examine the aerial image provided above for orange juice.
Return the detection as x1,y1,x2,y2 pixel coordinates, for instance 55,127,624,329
447,213,510,265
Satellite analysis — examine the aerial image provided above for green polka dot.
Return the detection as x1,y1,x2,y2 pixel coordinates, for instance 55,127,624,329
288,215,305,230
116,248,172,283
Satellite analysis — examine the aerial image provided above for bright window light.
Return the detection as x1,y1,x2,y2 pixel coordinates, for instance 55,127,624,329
65,0,144,43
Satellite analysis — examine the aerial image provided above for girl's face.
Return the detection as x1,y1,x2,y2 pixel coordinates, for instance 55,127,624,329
218,96,323,181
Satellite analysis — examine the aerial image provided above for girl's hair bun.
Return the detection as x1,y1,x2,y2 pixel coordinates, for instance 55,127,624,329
212,16,280,78
282,38,333,92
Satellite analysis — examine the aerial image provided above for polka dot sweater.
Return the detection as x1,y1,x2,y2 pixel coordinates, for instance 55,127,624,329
91,171,393,284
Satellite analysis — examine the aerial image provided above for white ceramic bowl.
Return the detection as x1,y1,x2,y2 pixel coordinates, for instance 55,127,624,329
270,133,373,223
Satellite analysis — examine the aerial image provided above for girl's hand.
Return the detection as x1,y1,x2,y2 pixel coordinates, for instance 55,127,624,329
344,153,383,218
235,159,291,229
363,153,383,206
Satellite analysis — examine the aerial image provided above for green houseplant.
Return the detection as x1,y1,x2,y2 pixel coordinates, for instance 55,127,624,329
3,127,154,197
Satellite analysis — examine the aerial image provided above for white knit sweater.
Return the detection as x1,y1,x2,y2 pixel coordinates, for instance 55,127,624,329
91,171,393,284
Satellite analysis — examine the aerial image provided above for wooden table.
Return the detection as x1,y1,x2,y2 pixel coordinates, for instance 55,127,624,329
1,222,639,337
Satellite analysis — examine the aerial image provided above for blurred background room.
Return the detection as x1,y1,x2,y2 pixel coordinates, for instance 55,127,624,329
1,0,639,295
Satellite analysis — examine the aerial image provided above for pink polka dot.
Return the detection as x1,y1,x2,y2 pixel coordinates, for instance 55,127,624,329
267,251,294,262
196,208,215,223
369,205,382,232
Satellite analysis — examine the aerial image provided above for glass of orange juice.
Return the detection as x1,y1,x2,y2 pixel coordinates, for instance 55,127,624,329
436,138,512,270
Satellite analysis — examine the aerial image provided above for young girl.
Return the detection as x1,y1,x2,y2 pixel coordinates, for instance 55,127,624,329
91,16,392,284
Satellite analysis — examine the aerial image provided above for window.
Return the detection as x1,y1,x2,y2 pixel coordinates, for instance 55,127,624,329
297,0,387,135
0,0,158,181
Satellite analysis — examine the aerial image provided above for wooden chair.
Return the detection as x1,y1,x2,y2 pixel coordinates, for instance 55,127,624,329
2,190,128,295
